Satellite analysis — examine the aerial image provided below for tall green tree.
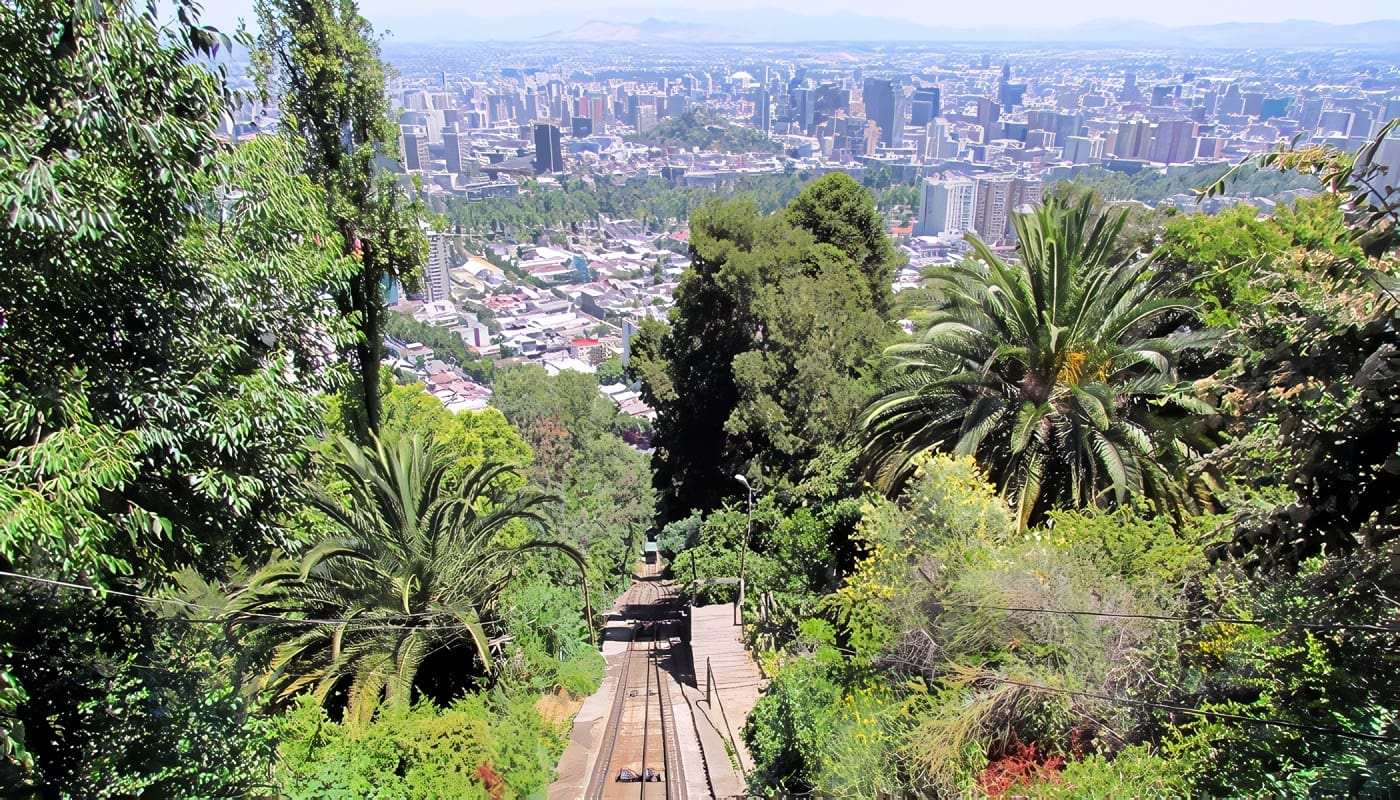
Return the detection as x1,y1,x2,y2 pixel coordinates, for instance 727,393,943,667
861,196,1218,524
254,0,425,441
632,179,896,521
0,3,361,793
230,433,585,726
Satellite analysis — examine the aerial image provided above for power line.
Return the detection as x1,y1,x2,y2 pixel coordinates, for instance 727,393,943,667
937,601,1399,635
985,676,1400,745
0,569,485,633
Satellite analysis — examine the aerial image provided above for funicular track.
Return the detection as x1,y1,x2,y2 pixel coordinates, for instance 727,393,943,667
585,564,686,799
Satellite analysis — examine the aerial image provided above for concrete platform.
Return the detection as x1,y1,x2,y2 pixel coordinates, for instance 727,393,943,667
686,603,768,796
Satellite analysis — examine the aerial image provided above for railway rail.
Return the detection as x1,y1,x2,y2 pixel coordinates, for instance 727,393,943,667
584,564,687,799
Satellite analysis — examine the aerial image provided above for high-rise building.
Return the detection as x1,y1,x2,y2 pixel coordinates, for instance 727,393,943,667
925,118,959,161
1009,176,1043,216
1064,135,1104,164
1119,72,1141,104
636,104,658,134
998,63,1026,110
423,233,451,305
442,127,469,174
532,121,563,173
401,126,429,171
1298,97,1327,130
911,87,941,126
571,116,593,138
1318,110,1354,137
1149,119,1198,164
914,177,976,237
1113,119,1150,159
1242,92,1265,117
975,98,1001,143
974,174,1014,243
792,87,815,134
752,87,771,135
862,77,903,148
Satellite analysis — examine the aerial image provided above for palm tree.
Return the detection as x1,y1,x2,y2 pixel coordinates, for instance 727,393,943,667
861,196,1217,524
229,433,589,724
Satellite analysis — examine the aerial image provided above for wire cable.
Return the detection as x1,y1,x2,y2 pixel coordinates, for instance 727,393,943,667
984,675,1400,744
0,569,482,633
936,600,1399,635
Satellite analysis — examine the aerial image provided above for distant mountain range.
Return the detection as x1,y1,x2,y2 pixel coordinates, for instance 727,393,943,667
518,13,1400,46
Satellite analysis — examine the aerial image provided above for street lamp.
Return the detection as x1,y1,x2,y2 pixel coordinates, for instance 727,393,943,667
733,474,753,627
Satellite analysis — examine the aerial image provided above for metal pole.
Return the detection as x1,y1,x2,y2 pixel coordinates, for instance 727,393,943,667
735,480,752,627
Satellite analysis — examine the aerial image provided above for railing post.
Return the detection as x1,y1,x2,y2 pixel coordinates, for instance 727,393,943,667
706,656,712,706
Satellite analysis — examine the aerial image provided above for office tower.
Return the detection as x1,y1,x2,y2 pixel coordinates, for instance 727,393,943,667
974,174,1014,243
1318,110,1354,137
926,119,957,161
998,63,1026,110
1119,72,1140,103
1009,176,1043,215
752,87,771,135
914,177,976,237
1052,112,1083,147
862,77,903,148
1260,97,1291,120
636,104,658,134
911,87,941,126
1150,85,1175,107
1196,136,1225,160
1352,109,1374,140
1359,130,1400,208
1298,97,1326,130
401,126,428,171
975,98,1000,143
1219,84,1244,116
1242,92,1264,117
571,116,593,138
792,87,815,134
1064,135,1103,164
1201,90,1219,117
443,127,469,174
1113,119,1150,159
1384,98,1400,124
423,234,451,305
1149,120,1198,164
532,121,563,173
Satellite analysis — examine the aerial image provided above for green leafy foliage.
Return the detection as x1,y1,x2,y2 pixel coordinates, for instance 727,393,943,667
635,176,898,521
255,0,427,440
1,587,275,797
627,106,782,154
863,195,1220,525
227,433,580,725
274,693,565,798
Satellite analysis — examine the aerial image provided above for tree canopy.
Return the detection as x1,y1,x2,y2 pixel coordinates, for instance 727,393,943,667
632,175,898,520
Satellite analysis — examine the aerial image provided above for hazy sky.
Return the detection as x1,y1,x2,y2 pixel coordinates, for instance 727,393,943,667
202,0,1396,40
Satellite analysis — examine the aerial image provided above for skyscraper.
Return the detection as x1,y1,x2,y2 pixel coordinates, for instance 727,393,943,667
442,126,469,174
910,87,941,127
532,121,563,174
423,233,451,305
752,86,771,135
401,126,429,171
862,77,904,148
914,177,976,237
974,174,1014,243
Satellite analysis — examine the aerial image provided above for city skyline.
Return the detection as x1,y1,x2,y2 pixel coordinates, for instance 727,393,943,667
203,1,1400,43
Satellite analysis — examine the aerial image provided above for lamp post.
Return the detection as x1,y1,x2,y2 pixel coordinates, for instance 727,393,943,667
734,473,753,627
